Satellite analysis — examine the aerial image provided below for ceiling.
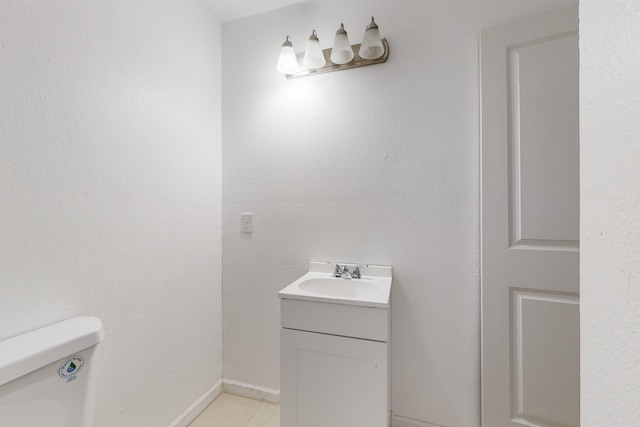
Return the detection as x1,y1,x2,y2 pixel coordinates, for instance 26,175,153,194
207,0,305,22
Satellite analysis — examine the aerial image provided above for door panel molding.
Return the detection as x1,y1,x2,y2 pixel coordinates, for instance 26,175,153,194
510,289,580,427
507,31,580,252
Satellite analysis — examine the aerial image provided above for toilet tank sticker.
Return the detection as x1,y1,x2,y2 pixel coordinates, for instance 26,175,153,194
59,355,84,382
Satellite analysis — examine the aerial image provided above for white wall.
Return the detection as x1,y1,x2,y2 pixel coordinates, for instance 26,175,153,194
580,1,640,425
221,1,574,425
0,1,223,426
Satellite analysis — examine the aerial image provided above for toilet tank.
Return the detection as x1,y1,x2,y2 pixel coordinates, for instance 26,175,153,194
0,317,104,427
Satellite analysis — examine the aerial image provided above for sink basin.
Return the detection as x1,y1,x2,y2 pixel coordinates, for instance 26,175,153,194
298,278,383,299
278,262,392,308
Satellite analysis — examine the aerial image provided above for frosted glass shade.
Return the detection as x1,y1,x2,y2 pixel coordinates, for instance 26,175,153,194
359,17,385,60
330,23,354,65
277,36,298,74
303,30,326,70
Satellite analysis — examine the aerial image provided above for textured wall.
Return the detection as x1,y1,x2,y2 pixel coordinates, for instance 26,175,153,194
221,1,574,425
0,1,223,426
580,1,640,425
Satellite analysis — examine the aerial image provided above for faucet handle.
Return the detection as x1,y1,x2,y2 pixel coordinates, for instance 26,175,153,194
352,266,361,279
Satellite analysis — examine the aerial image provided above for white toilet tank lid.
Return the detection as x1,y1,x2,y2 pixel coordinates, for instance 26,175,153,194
0,316,104,387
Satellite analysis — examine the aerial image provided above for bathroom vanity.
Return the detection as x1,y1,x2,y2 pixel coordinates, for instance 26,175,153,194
278,262,392,427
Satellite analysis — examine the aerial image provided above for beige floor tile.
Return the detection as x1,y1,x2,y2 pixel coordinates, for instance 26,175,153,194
245,402,280,427
189,393,262,427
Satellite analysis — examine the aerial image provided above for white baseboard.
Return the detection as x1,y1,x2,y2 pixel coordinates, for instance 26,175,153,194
222,378,280,404
392,413,446,427
168,380,223,427
171,379,438,427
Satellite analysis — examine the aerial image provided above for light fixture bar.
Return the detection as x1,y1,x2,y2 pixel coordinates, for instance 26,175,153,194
285,38,389,79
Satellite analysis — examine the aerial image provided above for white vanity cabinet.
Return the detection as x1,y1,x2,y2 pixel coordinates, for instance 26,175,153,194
280,328,388,427
278,262,392,427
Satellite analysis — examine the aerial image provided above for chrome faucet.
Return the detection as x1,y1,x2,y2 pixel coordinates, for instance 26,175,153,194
333,264,361,279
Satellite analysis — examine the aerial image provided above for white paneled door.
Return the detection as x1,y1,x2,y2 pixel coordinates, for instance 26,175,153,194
481,7,579,427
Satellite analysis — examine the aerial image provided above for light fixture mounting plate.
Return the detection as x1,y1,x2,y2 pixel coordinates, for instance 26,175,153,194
285,38,389,79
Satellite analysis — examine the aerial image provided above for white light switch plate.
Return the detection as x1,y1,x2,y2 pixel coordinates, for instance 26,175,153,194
241,213,253,233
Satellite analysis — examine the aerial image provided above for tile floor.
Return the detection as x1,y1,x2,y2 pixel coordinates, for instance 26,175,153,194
189,393,280,427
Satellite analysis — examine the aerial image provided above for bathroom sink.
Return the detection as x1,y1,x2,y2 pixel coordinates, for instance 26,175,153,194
278,262,392,308
298,277,383,299
279,262,393,427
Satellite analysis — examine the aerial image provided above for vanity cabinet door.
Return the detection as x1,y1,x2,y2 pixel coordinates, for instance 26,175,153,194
280,328,388,427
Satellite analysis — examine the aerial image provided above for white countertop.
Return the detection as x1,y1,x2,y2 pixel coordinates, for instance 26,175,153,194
278,262,392,308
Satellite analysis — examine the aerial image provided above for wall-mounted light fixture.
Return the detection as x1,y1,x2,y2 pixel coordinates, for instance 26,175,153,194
277,17,389,79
